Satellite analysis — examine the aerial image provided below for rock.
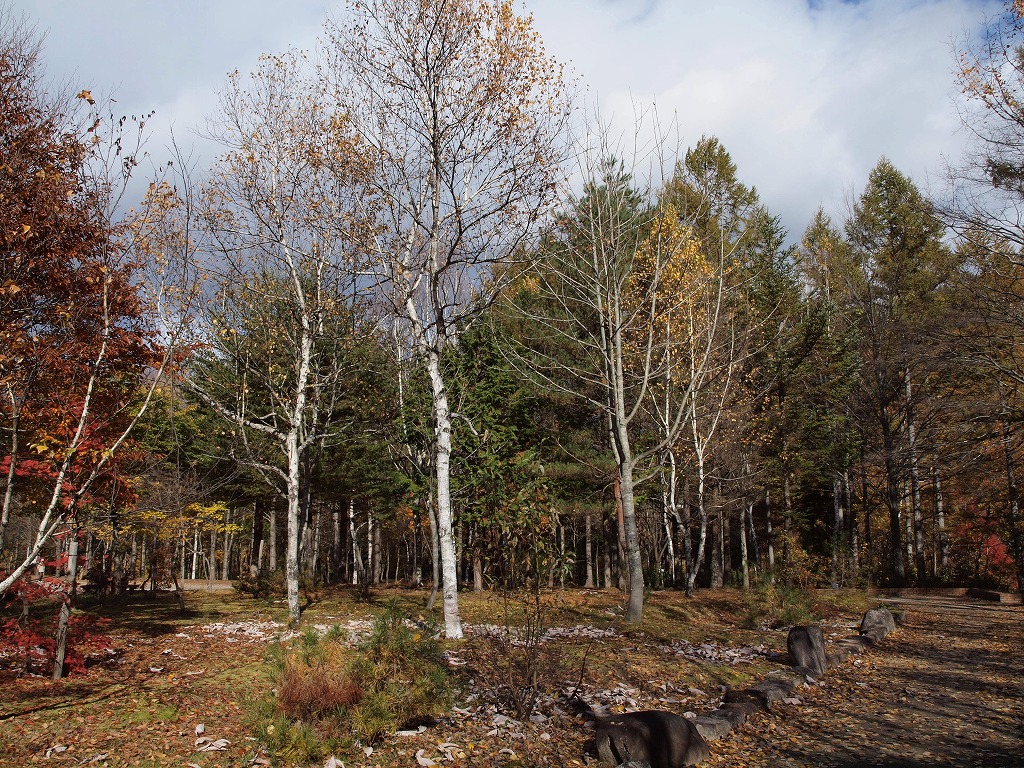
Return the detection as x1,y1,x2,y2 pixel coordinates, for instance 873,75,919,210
787,625,828,676
704,705,746,727
826,647,850,667
860,608,896,640
595,710,710,768
838,634,873,650
749,677,796,703
691,716,733,742
722,688,771,711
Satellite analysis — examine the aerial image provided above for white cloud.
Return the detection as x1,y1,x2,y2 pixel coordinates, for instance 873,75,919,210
12,0,1005,239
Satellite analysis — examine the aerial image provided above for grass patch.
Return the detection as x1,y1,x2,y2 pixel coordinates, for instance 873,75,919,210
741,582,818,629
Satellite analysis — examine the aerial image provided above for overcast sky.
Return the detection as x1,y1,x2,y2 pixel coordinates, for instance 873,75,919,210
13,0,1005,241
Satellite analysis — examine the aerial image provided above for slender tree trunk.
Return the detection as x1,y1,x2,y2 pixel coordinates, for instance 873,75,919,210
783,475,794,587
221,507,233,581
602,511,614,589
268,502,278,573
331,501,343,584
614,474,628,592
686,458,709,598
53,527,79,680
251,500,265,578
285,432,303,626
425,352,462,638
747,501,759,577
1000,418,1024,594
906,375,926,585
618,460,644,621
882,418,906,586
426,492,441,611
711,504,723,589
861,444,872,551
845,470,858,572
681,478,693,589
765,489,775,574
350,503,365,585
584,512,595,588
831,475,844,587
472,524,484,592
933,468,948,572
740,502,750,590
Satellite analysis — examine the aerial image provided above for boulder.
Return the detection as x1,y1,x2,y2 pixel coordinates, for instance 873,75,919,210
690,716,733,742
787,625,828,676
704,705,747,727
749,677,796,703
595,710,710,768
722,688,771,711
860,608,896,641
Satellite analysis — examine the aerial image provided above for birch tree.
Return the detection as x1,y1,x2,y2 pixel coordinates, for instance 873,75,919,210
323,0,571,638
144,52,376,626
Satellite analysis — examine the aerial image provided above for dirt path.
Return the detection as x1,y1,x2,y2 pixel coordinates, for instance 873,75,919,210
708,595,1024,767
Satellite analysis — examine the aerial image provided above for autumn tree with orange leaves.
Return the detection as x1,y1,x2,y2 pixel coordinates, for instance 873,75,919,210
0,9,171,676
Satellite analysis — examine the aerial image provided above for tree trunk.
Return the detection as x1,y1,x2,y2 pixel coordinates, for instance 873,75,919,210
906,374,926,585
268,502,278,573
831,475,844,587
251,499,265,578
53,528,79,680
425,491,441,611
425,352,462,638
845,470,858,572
584,512,595,588
221,506,233,581
331,501,343,584
284,430,303,626
685,458,709,598
740,502,750,589
933,468,948,572
1000,419,1024,594
618,460,645,622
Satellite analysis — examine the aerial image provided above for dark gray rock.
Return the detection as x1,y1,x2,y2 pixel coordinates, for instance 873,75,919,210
749,677,796,702
690,716,733,742
705,705,747,727
826,647,851,667
722,688,771,711
787,625,828,676
860,608,896,640
595,710,710,768
838,634,873,650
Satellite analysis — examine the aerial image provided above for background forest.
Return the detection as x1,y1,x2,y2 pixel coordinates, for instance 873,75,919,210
4,0,1024,656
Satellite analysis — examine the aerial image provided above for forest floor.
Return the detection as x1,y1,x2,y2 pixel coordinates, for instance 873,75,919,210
0,585,1020,767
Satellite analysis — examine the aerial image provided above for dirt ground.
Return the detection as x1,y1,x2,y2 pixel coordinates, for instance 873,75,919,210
0,588,1020,767
709,595,1024,768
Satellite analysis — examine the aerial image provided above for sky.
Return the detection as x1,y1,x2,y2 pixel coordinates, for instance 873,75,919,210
11,0,1007,242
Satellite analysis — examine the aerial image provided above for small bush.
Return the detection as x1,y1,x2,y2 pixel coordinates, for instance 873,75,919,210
254,602,451,760
234,570,286,599
741,582,817,629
